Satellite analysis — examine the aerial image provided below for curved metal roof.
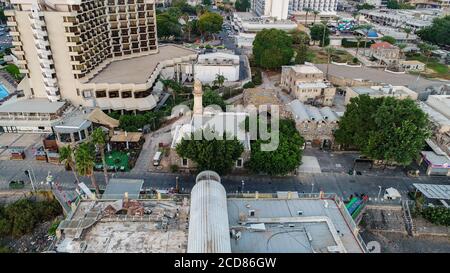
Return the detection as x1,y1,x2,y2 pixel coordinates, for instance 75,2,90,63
188,171,231,253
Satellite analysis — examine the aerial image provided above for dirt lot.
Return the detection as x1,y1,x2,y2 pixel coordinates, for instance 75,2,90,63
361,230,450,253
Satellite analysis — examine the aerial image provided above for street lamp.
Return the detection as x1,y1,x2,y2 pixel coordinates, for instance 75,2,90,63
377,186,382,201
311,183,315,194
241,180,245,193
46,171,54,189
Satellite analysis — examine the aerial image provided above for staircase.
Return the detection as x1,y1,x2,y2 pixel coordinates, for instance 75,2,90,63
401,200,416,236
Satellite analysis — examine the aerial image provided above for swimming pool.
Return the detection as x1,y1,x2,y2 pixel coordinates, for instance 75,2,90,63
0,83,9,100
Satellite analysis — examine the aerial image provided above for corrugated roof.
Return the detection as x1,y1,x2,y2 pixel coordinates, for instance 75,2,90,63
188,171,231,253
0,99,65,114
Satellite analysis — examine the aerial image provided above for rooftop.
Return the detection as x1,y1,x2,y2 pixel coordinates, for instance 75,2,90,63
370,42,397,49
426,95,450,119
87,45,197,84
56,198,189,253
418,102,450,130
243,88,281,107
53,107,93,133
413,183,450,200
288,100,339,123
297,82,329,89
286,64,324,75
315,64,447,92
197,52,240,65
101,178,144,200
227,197,364,253
0,99,66,114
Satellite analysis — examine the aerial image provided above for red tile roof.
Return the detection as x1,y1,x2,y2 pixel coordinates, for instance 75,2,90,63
370,42,396,49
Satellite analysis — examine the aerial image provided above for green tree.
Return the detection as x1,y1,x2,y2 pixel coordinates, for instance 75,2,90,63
176,132,244,175
59,145,80,184
403,27,412,40
295,43,308,64
91,128,109,185
235,0,251,11
75,142,100,195
335,95,430,166
381,35,396,45
304,7,312,25
387,0,400,9
156,12,182,39
247,119,304,175
202,0,212,5
252,28,294,69
0,8,6,24
310,24,330,47
312,10,319,24
202,88,226,110
198,12,223,40
213,74,227,88
416,16,450,46
418,42,438,72
355,24,372,56
290,29,310,45
356,3,375,10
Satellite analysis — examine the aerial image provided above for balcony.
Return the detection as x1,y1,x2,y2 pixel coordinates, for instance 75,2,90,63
6,21,17,27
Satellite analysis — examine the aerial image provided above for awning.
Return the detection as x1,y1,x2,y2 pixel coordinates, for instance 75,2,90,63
110,131,143,142
86,108,119,128
102,178,144,200
413,184,450,200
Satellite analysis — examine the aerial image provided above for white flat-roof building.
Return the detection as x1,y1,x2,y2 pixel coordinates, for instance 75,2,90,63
188,52,240,83
232,12,298,33
359,8,443,30
345,85,418,105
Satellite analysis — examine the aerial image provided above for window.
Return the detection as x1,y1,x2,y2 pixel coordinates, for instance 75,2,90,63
109,91,119,98
181,158,188,167
38,126,45,130
96,90,106,98
236,158,243,168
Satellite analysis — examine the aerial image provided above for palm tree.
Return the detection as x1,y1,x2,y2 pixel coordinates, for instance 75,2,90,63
355,36,363,56
403,27,412,40
75,142,100,196
304,8,312,26
325,46,336,79
356,24,372,56
59,145,80,184
397,43,407,59
181,13,192,42
312,10,319,25
418,42,438,73
91,127,109,185
321,19,329,47
213,74,227,88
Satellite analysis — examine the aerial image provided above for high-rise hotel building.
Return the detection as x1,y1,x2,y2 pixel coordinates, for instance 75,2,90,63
4,0,196,111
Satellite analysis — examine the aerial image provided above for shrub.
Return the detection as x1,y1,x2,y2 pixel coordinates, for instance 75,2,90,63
252,68,262,85
352,57,359,64
0,198,62,238
48,219,61,236
243,81,256,89
421,207,450,226
170,164,179,173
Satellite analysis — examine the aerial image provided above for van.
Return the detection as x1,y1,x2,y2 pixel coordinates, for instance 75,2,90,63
153,151,162,166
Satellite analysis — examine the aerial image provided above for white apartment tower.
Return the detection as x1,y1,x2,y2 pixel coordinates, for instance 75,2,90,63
5,0,162,110
251,0,338,20
289,0,338,14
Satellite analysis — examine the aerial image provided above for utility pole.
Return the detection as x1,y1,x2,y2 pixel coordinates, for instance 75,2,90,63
25,169,36,192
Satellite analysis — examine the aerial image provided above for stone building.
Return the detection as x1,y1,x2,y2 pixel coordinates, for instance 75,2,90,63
369,42,401,66
287,99,340,149
281,64,336,106
170,79,251,172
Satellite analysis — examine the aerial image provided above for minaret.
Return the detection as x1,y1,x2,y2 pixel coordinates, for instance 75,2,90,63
193,79,203,116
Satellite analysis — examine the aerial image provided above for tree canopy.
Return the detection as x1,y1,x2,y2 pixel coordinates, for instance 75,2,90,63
381,35,396,45
309,24,330,47
176,132,244,175
198,12,223,39
246,119,304,175
156,12,182,39
235,0,251,11
252,28,294,69
202,88,227,110
417,16,450,46
335,95,430,166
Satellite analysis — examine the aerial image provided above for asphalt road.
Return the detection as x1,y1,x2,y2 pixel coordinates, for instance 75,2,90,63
1,158,448,201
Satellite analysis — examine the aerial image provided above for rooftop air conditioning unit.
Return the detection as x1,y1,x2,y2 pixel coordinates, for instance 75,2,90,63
248,210,255,217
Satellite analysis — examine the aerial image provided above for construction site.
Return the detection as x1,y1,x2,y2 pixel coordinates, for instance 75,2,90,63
55,197,189,253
